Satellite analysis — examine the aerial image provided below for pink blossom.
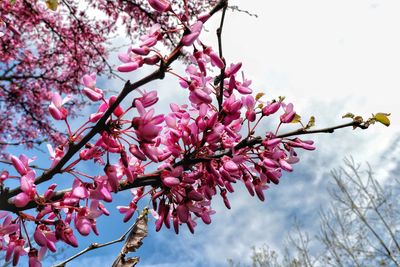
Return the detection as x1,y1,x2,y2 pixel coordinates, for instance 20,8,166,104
133,90,159,108
74,200,106,236
262,101,281,116
104,164,121,192
132,100,164,143
117,188,144,222
28,249,42,267
48,93,71,120
11,155,29,176
0,215,18,237
243,95,256,122
13,170,36,208
82,73,104,101
139,24,162,47
109,95,124,117
182,21,203,46
162,176,180,187
117,203,137,223
280,103,296,123
204,47,225,69
79,145,104,163
5,236,27,266
129,144,147,161
55,222,78,248
117,61,141,72
89,178,113,202
131,46,150,55
71,179,89,199
147,0,171,13
34,225,57,253
47,144,64,168
224,62,242,77
287,138,316,150
0,170,8,185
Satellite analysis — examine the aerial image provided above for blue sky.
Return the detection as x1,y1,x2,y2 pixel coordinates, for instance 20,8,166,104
4,0,400,266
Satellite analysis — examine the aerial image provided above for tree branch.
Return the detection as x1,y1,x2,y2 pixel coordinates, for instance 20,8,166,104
0,139,47,147
216,0,228,111
2,119,366,212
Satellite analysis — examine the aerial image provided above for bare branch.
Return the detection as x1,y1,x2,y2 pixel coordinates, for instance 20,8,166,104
53,208,148,267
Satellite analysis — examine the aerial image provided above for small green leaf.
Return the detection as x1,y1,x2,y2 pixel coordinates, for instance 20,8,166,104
255,92,265,101
374,113,391,127
305,116,315,129
342,113,354,119
291,114,301,124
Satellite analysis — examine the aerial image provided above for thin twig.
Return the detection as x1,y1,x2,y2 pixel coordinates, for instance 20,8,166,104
276,121,360,138
0,139,47,146
216,0,228,111
0,159,49,172
52,211,144,267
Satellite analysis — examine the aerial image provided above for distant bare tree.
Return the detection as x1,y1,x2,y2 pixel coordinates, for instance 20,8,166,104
229,158,400,267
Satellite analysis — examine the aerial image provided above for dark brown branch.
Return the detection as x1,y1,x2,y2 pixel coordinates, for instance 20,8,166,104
3,120,364,212
216,0,228,111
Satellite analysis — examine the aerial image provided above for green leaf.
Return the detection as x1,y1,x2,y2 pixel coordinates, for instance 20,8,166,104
374,113,391,127
305,116,315,129
255,92,265,101
342,113,354,119
291,114,301,124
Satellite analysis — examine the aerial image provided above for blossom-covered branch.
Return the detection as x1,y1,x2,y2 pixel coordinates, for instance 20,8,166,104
0,0,389,266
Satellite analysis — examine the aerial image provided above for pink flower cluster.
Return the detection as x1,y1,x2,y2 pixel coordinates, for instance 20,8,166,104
0,1,316,266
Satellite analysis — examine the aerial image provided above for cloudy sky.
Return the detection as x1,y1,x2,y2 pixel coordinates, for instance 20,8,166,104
38,0,400,266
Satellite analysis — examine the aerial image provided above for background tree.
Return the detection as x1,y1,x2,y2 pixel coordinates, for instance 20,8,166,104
229,158,400,266
0,0,216,147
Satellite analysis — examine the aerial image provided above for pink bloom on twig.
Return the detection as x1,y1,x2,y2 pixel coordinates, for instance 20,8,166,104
182,21,203,46
280,103,296,123
34,225,57,254
48,92,71,120
82,73,104,102
10,154,32,176
13,170,36,208
5,236,26,266
147,0,171,13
